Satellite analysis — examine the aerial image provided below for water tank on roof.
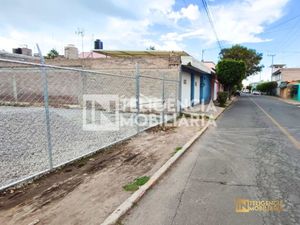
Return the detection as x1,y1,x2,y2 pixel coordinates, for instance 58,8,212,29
94,39,103,49
64,44,78,59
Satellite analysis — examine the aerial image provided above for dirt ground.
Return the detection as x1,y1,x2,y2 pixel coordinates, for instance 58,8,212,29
0,119,204,225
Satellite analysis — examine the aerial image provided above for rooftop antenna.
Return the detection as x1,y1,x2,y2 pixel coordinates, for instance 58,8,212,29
75,28,85,55
201,49,205,62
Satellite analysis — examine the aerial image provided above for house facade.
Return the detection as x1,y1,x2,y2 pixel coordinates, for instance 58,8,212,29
203,61,222,101
180,56,212,107
272,68,300,101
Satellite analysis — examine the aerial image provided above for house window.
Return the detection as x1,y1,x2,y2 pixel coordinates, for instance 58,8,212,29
183,79,187,84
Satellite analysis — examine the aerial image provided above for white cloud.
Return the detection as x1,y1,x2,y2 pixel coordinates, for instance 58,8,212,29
160,0,289,46
181,4,201,21
161,29,205,42
0,0,290,55
204,0,289,43
168,4,201,22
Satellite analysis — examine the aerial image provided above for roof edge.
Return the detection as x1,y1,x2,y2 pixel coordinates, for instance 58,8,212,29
92,50,189,57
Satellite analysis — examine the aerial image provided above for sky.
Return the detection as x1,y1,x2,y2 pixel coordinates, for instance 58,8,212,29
1,0,300,84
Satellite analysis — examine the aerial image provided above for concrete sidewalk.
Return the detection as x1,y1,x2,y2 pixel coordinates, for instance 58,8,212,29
122,96,300,225
271,96,300,106
182,98,236,119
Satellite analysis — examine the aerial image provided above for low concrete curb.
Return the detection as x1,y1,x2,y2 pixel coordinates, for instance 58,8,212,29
100,99,237,225
181,98,236,121
214,97,236,120
101,125,209,225
271,96,300,106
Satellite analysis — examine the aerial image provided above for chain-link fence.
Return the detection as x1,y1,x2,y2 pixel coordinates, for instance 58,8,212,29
0,56,180,190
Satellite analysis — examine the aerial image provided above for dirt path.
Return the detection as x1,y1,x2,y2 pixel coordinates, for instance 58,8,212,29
0,120,203,225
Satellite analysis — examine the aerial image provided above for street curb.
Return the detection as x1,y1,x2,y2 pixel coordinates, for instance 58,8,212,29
181,98,237,121
214,97,236,120
100,99,237,225
101,125,209,225
269,96,300,106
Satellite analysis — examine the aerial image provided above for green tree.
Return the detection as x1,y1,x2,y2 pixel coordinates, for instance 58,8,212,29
256,81,278,95
147,46,155,50
216,59,246,98
46,49,59,59
219,45,263,77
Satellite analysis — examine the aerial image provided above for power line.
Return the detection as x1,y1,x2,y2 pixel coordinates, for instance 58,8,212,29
200,0,222,51
257,49,300,54
276,19,300,52
264,14,300,32
263,25,298,35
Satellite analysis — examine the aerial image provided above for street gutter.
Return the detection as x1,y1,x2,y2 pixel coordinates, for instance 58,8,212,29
269,95,300,106
100,98,237,225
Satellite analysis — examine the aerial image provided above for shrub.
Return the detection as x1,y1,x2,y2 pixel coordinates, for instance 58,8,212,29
217,92,228,107
256,81,278,95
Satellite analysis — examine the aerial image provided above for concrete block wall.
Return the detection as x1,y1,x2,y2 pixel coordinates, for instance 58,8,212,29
0,68,82,106
0,57,180,112
281,69,300,82
0,52,39,63
45,56,180,70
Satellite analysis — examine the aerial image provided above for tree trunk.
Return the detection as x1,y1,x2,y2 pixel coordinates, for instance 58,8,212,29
224,85,231,100
228,86,232,100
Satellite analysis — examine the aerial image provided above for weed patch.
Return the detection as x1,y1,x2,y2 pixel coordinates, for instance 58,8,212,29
123,176,150,192
171,146,183,156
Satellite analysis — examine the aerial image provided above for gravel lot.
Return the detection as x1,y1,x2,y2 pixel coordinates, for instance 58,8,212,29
0,106,162,188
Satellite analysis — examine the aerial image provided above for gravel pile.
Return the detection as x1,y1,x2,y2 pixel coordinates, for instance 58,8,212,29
0,106,162,188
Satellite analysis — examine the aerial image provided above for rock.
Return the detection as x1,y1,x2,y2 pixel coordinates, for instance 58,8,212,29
27,219,40,225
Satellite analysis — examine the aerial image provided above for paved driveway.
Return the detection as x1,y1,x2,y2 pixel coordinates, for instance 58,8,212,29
123,96,300,225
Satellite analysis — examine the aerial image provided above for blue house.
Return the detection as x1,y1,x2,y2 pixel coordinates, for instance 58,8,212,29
180,56,212,107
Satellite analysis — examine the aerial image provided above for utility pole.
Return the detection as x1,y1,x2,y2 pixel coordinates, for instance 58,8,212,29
201,49,205,62
267,54,276,78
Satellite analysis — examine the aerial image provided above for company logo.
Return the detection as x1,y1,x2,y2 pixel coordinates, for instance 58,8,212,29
235,199,283,213
83,94,120,131
82,94,217,131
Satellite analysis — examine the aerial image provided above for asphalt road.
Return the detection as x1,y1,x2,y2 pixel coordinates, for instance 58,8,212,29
123,96,300,225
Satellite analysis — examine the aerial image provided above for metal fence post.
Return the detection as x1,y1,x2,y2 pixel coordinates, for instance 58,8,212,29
178,66,182,114
135,63,140,133
12,74,18,102
36,44,53,169
78,71,86,106
175,80,178,116
161,74,165,126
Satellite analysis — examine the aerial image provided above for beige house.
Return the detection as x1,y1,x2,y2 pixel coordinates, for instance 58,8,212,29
272,68,300,99
272,68,300,82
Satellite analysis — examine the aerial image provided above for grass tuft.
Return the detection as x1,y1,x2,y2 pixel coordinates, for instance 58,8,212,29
123,183,139,192
171,146,183,156
123,176,150,192
134,176,150,186
174,146,182,152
